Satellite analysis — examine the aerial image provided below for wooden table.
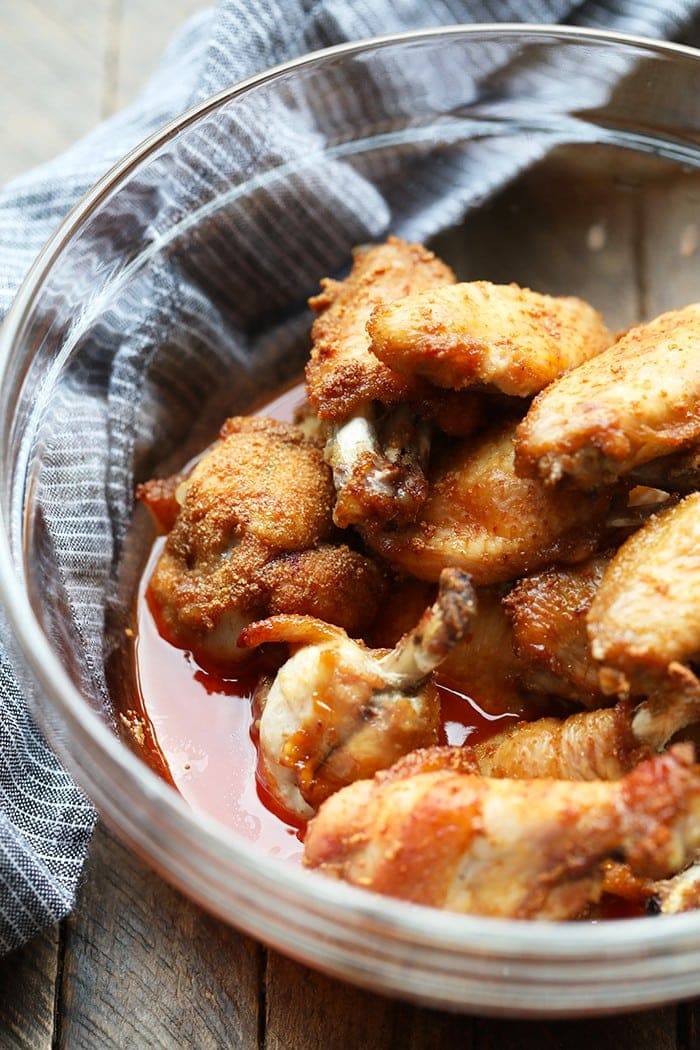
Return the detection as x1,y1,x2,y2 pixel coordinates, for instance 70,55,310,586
4,6,700,1047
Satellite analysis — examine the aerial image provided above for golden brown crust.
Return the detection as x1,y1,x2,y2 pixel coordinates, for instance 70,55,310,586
305,237,456,420
363,419,612,585
368,281,612,396
504,555,612,707
146,416,383,665
515,303,700,488
588,493,700,693
259,544,387,638
304,746,700,918
135,473,184,533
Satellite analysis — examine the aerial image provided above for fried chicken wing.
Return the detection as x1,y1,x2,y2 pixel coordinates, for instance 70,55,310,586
363,419,612,584
238,569,476,817
647,859,700,914
504,554,612,708
367,281,612,396
306,238,457,527
588,493,700,695
515,303,700,489
306,237,456,420
147,416,384,667
304,745,700,919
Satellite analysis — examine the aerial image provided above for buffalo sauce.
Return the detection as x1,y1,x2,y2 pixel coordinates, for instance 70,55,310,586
127,380,524,858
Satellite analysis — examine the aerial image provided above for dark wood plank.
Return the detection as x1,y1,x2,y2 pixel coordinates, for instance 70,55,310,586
263,951,475,1050
0,923,60,1049
56,823,262,1049
474,1009,678,1050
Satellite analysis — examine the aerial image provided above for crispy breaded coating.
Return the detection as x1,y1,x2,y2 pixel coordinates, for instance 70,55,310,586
588,493,700,695
363,419,612,585
304,745,700,919
136,472,185,533
367,281,612,396
147,416,382,666
259,544,386,639
504,554,612,708
515,303,700,489
305,236,456,421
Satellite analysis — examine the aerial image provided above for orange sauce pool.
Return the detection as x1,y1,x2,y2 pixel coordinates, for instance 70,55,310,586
130,381,522,861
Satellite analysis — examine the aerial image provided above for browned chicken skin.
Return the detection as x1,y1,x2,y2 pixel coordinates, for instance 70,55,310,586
147,415,384,667
363,418,612,585
306,237,456,420
515,303,700,489
588,493,700,696
504,554,613,708
368,281,612,396
239,569,476,817
304,745,700,919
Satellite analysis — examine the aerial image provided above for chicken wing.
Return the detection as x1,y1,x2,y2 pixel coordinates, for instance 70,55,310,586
306,237,456,420
363,419,612,584
504,554,612,708
238,569,476,817
515,303,700,489
147,415,384,668
306,238,457,528
304,745,700,919
588,493,700,695
367,281,612,396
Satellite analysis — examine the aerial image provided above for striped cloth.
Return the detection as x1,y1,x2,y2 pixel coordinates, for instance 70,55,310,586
1,0,699,954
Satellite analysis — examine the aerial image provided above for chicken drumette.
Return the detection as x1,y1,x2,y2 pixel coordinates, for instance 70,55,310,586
515,303,700,489
306,237,484,527
305,744,700,919
238,569,476,817
363,418,612,585
145,415,385,669
367,280,612,395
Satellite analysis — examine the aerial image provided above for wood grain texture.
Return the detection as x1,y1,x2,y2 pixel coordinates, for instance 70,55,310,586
55,824,262,1050
264,952,475,1050
474,1010,678,1050
0,925,60,1050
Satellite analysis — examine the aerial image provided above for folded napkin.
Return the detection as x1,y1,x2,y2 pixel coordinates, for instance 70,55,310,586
1,0,699,954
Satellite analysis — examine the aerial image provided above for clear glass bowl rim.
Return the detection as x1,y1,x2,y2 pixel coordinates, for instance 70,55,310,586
3,22,700,1012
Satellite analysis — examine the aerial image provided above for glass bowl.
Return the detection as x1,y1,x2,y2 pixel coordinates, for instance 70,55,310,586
3,25,700,1017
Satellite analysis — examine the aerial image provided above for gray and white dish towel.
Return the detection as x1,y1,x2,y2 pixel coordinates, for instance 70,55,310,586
1,0,699,953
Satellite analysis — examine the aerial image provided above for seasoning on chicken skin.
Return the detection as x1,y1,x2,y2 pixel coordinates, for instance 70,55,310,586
504,554,613,708
147,415,384,668
307,238,458,528
587,492,700,696
515,303,700,489
304,745,700,919
363,418,612,585
392,681,700,786
238,569,476,817
306,237,456,421
367,280,612,396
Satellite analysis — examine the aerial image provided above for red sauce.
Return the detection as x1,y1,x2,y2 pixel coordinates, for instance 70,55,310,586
129,379,523,861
